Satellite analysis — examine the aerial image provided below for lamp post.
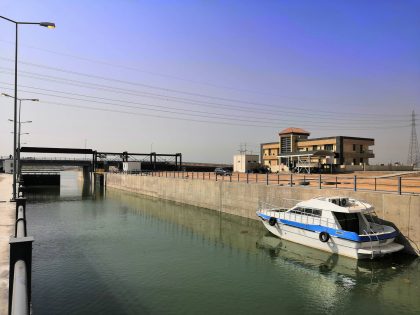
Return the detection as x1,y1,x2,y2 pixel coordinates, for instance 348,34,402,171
8,117,33,178
0,16,55,200
4,94,38,180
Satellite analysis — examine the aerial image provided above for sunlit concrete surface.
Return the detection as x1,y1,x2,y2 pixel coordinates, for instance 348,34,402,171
0,175,15,315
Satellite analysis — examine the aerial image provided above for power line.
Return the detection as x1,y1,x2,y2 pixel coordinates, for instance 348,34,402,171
0,57,408,118
0,85,410,131
0,80,412,126
0,84,412,129
0,67,414,124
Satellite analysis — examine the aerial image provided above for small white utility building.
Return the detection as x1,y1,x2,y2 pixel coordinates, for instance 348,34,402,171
123,161,141,173
233,154,259,173
2,159,14,174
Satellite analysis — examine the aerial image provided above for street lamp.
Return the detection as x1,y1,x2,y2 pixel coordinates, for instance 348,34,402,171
8,116,33,178
0,16,54,200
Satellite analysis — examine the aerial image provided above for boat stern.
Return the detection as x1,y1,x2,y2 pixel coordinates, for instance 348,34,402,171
357,242,404,259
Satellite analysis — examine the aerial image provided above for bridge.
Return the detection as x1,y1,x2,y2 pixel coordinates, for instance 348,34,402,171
19,146,183,172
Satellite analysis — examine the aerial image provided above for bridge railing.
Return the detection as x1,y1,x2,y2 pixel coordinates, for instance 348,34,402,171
118,171,420,195
9,192,34,315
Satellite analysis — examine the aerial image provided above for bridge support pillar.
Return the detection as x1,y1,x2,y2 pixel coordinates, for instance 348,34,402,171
82,165,91,183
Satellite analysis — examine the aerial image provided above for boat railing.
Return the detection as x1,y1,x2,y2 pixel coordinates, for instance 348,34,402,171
259,207,337,229
363,230,375,259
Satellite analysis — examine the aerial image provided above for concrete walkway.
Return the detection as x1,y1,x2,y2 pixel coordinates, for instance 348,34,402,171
0,175,15,315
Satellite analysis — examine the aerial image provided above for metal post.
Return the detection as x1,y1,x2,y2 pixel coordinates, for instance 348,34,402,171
230,174,232,182
354,175,357,191
398,176,402,195
246,172,249,183
335,176,338,189
216,174,218,181
237,173,239,182
319,174,322,189
17,100,21,180
277,174,279,185
256,173,258,183
290,174,293,187
266,173,268,185
12,23,18,201
374,177,377,191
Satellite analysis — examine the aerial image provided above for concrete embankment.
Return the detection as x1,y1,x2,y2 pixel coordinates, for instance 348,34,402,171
0,175,15,315
106,173,420,256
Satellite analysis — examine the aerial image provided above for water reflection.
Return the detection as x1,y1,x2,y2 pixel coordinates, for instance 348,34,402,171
106,188,420,312
27,174,420,314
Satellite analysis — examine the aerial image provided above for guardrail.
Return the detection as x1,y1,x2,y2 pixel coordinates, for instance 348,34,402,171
120,171,420,195
8,184,33,315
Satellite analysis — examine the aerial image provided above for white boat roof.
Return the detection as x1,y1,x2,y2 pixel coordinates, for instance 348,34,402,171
295,197,374,213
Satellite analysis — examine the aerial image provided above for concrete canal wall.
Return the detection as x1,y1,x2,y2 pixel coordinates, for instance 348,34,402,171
106,173,420,255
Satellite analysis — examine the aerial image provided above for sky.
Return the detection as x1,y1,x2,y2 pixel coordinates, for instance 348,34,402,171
0,0,419,164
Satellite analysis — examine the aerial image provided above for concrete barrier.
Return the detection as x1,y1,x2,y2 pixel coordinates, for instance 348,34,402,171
106,173,420,256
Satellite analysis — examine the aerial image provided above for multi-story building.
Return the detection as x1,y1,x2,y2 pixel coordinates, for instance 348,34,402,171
261,127,374,172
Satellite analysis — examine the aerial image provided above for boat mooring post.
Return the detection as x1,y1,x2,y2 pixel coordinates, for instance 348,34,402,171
354,175,357,191
398,177,402,195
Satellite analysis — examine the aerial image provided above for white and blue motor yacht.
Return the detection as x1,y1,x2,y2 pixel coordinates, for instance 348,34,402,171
256,197,404,259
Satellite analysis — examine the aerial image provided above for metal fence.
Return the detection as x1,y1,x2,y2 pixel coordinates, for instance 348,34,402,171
123,171,420,195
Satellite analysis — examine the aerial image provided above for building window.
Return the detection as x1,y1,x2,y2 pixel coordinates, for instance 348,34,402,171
312,145,317,151
360,145,363,153
353,158,357,165
281,137,291,153
353,144,356,151
325,144,333,151
360,158,363,163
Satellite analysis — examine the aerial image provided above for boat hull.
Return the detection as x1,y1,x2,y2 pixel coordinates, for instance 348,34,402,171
259,218,404,260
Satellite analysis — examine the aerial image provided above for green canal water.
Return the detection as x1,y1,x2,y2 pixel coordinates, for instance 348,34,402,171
26,172,419,315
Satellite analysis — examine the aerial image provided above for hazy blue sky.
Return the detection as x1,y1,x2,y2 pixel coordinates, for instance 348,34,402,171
1,1,419,163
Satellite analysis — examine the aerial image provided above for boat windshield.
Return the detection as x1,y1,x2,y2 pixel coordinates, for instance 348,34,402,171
333,212,360,233
364,211,380,224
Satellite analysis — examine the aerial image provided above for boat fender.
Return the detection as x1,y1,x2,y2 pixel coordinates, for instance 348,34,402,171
341,199,347,206
319,232,330,242
268,217,277,226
